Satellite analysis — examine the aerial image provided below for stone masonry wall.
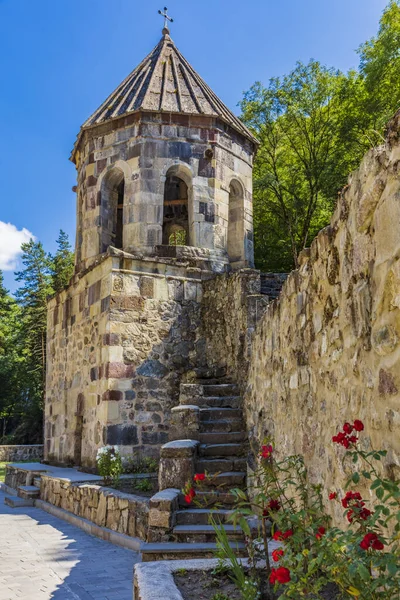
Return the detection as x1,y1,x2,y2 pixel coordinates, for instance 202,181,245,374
46,252,202,467
0,445,43,462
199,270,268,388
40,475,149,539
245,112,400,523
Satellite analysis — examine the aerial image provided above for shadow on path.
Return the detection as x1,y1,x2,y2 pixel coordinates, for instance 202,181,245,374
0,489,139,600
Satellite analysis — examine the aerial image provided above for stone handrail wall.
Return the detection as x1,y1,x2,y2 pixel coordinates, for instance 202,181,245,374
244,111,400,523
199,269,268,388
0,445,43,462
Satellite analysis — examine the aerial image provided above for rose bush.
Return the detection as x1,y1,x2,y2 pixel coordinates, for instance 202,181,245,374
210,419,400,599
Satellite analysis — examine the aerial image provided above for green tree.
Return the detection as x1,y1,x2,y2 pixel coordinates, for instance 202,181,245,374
242,1,400,272
0,273,24,440
359,0,400,135
50,230,74,293
14,240,53,440
241,61,346,270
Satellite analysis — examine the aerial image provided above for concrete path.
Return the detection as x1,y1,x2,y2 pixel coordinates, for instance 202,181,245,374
0,489,139,600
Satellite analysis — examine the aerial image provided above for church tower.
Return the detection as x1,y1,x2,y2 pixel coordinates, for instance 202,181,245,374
45,24,257,467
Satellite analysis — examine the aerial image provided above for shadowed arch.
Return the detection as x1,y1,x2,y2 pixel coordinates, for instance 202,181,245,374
99,168,125,252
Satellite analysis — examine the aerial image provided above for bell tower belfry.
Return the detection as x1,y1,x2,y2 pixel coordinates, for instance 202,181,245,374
72,26,257,272
45,25,257,468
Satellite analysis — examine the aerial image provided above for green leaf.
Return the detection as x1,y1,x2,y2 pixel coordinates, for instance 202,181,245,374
358,563,371,582
352,472,360,484
376,487,384,500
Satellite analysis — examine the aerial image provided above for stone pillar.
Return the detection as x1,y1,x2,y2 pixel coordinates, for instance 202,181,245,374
169,406,200,441
158,440,199,491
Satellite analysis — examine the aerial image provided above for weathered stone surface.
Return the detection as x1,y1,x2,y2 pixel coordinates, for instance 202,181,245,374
169,406,200,441
0,445,43,462
159,441,199,491
243,115,400,526
39,475,149,540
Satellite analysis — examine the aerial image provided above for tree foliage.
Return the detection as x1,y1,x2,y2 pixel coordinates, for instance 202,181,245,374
242,0,400,272
0,232,74,443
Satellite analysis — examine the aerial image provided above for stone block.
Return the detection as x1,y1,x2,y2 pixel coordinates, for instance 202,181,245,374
158,440,199,491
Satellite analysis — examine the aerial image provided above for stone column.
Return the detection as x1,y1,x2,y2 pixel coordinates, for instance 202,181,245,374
158,440,199,491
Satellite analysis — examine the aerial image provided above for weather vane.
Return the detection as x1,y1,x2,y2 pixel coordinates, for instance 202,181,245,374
158,6,173,33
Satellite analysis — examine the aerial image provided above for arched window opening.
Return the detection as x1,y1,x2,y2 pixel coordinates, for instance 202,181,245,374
227,181,244,263
115,179,124,250
100,169,125,252
162,175,188,245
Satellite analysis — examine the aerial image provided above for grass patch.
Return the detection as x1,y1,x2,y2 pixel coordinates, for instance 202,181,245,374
0,462,8,482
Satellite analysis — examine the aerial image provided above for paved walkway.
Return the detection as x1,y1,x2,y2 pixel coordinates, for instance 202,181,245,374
0,489,139,600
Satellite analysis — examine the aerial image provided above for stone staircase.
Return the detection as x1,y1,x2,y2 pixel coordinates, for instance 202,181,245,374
3,476,41,508
260,272,287,299
142,372,249,561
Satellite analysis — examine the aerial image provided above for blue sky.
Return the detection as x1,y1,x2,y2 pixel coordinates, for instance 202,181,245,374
0,0,388,291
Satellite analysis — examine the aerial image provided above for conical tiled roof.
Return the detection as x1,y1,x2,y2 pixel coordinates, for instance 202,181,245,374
80,31,256,144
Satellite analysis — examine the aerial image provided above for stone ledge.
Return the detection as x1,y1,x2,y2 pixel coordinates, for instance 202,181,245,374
160,440,199,458
134,552,282,600
36,499,142,552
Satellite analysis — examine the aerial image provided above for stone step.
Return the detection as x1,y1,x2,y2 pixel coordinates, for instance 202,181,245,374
192,366,227,380
4,496,34,508
195,377,233,385
141,541,246,562
202,384,240,397
17,485,40,500
179,490,238,508
180,383,240,403
200,471,246,489
199,407,242,420
198,431,246,444
199,443,245,457
0,482,18,496
183,396,242,409
173,524,243,543
33,477,41,488
176,508,233,525
196,457,247,473
199,419,244,433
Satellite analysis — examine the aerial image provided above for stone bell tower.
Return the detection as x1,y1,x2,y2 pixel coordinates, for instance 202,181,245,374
45,25,257,467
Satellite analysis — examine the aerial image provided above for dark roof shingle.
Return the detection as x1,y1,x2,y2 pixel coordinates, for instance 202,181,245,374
80,32,256,144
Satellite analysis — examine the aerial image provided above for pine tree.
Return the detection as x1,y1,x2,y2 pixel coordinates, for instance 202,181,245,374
14,240,53,409
0,272,25,440
50,230,74,293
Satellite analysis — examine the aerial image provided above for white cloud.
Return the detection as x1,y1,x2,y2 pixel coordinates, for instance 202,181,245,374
0,222,35,271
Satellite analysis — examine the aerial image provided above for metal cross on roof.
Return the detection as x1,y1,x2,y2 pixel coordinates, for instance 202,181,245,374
158,6,173,32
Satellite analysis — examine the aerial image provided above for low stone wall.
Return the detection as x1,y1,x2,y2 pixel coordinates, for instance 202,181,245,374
40,475,149,539
0,445,43,462
5,465,46,489
244,112,400,524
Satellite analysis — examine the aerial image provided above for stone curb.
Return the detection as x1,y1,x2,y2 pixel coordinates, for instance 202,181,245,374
35,498,142,552
0,482,18,496
134,551,282,600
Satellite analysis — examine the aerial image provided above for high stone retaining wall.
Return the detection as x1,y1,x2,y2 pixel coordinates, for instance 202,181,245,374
244,111,400,523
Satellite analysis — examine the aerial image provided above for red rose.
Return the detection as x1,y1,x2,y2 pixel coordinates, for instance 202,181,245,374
316,526,326,540
272,549,284,562
343,422,353,434
184,494,192,504
189,487,196,498
360,532,384,551
371,538,384,550
360,507,372,520
353,420,364,432
260,444,273,459
283,529,293,540
272,530,283,541
194,473,205,482
329,492,337,500
275,567,291,584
